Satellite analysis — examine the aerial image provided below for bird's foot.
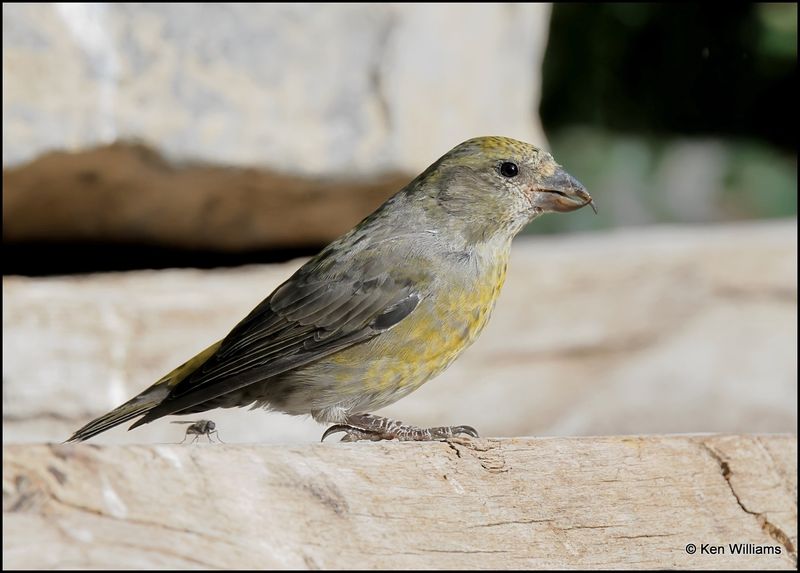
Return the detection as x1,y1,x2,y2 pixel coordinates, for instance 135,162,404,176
321,413,479,442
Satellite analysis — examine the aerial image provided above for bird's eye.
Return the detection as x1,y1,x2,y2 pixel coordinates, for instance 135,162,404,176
499,162,519,178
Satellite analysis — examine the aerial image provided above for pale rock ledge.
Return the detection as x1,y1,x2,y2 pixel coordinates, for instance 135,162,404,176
2,434,797,569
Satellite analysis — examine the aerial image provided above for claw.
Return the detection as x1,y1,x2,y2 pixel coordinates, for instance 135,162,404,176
339,431,375,442
429,424,480,440
321,425,386,442
321,424,351,442
454,425,480,438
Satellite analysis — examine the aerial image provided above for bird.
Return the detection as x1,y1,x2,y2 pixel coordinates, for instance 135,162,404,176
66,136,594,443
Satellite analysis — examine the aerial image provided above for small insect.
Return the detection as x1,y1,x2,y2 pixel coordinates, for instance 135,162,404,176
171,420,224,444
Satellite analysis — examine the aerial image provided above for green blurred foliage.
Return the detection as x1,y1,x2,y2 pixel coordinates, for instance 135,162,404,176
542,3,797,148
535,3,797,233
526,128,797,235
756,3,797,60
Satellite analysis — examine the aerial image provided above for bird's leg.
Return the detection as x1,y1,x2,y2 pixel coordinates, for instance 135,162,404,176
321,413,479,442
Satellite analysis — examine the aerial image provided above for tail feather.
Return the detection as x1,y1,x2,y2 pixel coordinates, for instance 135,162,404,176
65,401,155,443
65,340,223,442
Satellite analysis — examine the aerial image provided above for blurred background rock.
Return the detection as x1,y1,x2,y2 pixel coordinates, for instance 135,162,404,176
2,3,796,443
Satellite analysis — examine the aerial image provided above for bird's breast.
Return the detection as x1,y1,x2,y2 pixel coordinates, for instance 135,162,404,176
350,248,510,390
276,245,511,416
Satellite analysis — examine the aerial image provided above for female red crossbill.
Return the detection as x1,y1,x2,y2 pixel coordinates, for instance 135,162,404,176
68,136,594,442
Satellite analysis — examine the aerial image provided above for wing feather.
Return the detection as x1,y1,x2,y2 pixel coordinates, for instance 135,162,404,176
129,266,422,428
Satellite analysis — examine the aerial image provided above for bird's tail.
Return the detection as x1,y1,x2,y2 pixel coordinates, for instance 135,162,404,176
65,393,165,442
65,340,223,442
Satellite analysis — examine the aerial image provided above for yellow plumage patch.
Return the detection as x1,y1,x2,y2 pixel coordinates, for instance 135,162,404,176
154,340,223,388
330,250,509,395
458,136,541,158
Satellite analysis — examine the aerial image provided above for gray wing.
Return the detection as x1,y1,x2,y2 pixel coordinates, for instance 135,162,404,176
131,263,422,427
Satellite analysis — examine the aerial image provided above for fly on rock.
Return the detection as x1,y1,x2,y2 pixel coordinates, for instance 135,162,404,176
172,420,223,444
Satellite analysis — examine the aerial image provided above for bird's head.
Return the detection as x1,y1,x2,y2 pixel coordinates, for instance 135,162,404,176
413,136,594,241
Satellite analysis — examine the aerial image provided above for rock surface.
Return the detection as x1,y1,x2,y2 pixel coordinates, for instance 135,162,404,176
3,4,552,250
2,435,797,569
2,3,550,174
2,143,409,249
2,222,796,445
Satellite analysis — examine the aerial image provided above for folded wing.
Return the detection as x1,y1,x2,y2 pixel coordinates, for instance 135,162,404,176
130,266,421,428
